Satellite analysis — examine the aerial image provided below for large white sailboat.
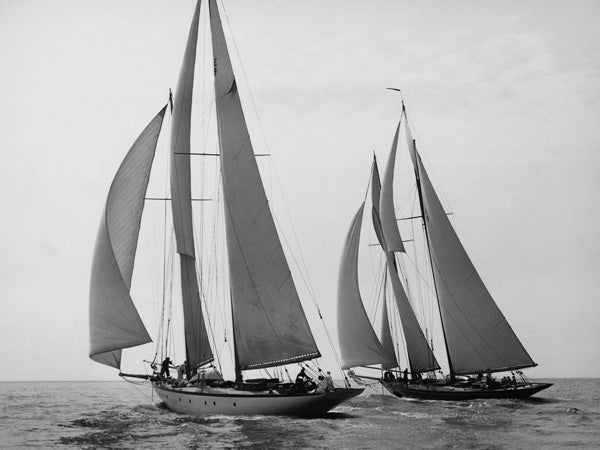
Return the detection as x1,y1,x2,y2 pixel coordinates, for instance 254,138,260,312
337,101,552,401
89,0,362,416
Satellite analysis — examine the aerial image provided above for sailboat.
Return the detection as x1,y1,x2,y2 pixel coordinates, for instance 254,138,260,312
337,100,552,401
89,0,362,417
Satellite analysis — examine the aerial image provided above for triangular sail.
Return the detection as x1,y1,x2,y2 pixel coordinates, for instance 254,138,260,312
407,125,536,375
89,106,166,369
209,0,320,370
379,271,399,370
337,203,393,369
380,120,406,253
170,0,213,369
372,157,440,373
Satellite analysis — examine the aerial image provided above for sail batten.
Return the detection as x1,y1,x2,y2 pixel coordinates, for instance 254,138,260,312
407,126,535,375
337,203,393,369
209,0,320,371
170,0,213,370
89,106,166,369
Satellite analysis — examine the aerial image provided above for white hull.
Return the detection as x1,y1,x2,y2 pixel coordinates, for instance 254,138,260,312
153,383,363,417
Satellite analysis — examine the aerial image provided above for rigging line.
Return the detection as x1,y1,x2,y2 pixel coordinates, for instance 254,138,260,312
219,0,273,158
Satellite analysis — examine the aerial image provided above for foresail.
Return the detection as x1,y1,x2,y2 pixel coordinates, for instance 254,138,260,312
380,120,406,253
408,128,536,375
386,253,440,372
380,274,399,370
89,106,166,369
372,158,439,373
209,0,320,370
337,204,393,369
170,0,213,370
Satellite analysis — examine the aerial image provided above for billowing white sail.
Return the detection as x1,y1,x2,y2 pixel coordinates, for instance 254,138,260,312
379,274,399,370
89,107,166,368
407,127,536,375
170,0,213,370
372,157,440,373
337,203,393,369
209,0,320,370
380,120,406,253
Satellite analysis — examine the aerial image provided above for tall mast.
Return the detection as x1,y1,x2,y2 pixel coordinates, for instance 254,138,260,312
404,103,455,381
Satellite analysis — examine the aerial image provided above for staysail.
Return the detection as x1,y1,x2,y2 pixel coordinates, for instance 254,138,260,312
170,0,213,370
372,157,440,373
89,106,166,369
209,0,320,370
337,203,393,369
379,272,399,370
407,125,536,375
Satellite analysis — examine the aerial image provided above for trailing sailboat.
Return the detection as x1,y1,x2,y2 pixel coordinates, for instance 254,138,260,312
337,100,552,401
89,0,362,417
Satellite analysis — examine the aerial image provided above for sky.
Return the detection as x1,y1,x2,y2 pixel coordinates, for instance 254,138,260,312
0,0,599,381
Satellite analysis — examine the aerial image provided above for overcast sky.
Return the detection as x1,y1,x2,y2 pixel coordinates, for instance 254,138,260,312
1,0,599,381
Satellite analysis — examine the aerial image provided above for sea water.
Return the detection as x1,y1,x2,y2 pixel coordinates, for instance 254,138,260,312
1,379,598,448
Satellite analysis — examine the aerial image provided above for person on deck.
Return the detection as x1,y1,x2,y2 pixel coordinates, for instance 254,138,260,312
177,361,187,382
160,357,172,378
324,371,334,391
295,367,311,391
403,368,409,384
316,375,328,393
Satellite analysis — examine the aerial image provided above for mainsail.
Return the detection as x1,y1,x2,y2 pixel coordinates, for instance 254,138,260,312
337,204,392,369
407,125,536,375
373,156,440,373
209,0,320,371
89,106,166,369
170,0,213,370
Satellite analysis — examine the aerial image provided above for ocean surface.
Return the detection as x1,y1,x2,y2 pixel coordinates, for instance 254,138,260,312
1,378,598,448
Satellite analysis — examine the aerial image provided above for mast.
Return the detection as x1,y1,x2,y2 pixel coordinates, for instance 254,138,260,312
170,0,213,370
209,0,320,373
405,103,536,376
376,133,440,374
404,104,455,381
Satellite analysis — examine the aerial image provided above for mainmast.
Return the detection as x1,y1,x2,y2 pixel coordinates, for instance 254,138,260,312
403,103,455,381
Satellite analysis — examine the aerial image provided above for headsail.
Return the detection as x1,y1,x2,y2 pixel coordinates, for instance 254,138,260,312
170,0,214,370
372,157,440,373
380,120,406,253
337,204,393,369
89,106,166,369
209,0,320,371
407,125,536,375
379,271,399,370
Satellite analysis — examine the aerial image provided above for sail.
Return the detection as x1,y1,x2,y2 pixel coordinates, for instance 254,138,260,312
370,156,386,249
373,157,439,373
209,0,320,370
385,253,440,372
170,0,213,369
89,106,166,369
337,203,393,369
379,120,406,253
407,128,536,375
379,272,399,370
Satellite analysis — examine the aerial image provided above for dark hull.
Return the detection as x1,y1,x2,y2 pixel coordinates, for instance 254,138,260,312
381,380,553,401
